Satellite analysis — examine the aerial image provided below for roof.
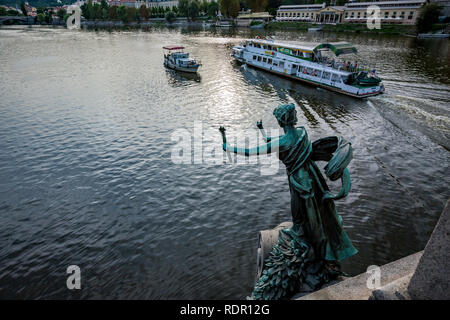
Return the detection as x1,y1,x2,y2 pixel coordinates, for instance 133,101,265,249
313,42,357,56
237,12,273,19
345,0,426,7
279,4,325,9
247,39,316,52
163,46,185,50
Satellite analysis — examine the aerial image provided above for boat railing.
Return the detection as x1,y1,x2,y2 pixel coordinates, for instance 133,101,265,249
315,57,376,74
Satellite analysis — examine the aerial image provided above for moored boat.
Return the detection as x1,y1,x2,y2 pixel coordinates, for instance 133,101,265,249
163,46,201,73
231,39,384,98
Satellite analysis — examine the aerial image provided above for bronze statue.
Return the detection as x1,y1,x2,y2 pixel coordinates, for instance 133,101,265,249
219,103,357,300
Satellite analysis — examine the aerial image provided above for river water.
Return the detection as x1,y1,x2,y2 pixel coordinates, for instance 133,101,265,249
0,26,449,299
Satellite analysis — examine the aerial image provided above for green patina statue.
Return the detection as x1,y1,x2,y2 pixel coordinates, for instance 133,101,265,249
219,103,358,300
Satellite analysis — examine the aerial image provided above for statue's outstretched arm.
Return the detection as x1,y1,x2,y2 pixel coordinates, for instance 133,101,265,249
256,120,283,142
219,126,282,156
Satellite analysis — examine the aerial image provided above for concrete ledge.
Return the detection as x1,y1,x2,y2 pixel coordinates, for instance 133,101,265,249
297,251,423,300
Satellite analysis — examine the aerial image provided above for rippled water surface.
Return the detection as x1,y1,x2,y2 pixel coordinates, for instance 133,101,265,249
0,26,449,299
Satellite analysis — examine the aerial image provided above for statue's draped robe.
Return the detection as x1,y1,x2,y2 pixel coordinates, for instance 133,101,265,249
251,127,357,300
280,127,357,262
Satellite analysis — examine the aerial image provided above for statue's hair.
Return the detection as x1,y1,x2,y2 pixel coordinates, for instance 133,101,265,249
273,103,298,127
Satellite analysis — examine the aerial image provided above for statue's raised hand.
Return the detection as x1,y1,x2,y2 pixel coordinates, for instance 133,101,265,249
219,126,227,144
256,120,263,129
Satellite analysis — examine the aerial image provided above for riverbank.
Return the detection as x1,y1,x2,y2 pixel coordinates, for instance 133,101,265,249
265,21,418,35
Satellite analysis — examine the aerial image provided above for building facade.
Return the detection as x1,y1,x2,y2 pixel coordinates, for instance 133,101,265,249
344,0,426,24
276,0,427,25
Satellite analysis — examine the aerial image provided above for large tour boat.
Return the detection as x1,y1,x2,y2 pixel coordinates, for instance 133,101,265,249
231,39,384,98
163,46,201,73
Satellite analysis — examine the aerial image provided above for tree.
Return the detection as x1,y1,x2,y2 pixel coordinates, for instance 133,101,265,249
117,5,127,23
246,0,268,12
80,3,89,19
37,12,45,22
100,0,109,11
0,7,6,16
93,3,102,20
165,10,176,23
57,8,66,20
416,3,442,34
45,9,52,23
20,2,27,16
178,0,189,17
179,0,200,20
207,0,219,17
219,0,230,17
187,0,200,20
109,5,118,20
126,7,137,22
139,4,149,20
200,0,208,14
228,0,240,18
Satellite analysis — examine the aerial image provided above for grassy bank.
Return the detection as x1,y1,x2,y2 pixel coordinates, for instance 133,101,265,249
265,21,417,35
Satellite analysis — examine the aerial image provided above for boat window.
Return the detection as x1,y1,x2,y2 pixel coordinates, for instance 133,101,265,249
312,69,321,77
263,57,267,63
279,61,285,68
268,45,273,50
303,52,312,58
257,56,262,62
322,72,331,80
268,58,273,64
253,55,257,60
292,64,298,70
273,62,278,66
331,74,340,82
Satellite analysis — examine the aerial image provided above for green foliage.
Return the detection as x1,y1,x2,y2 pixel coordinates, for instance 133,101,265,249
138,4,149,20
37,12,45,22
250,20,263,26
207,0,219,18
165,10,176,23
117,5,127,23
57,8,66,20
0,7,6,16
200,0,209,14
179,0,200,20
20,2,27,16
7,9,20,16
246,0,268,12
416,3,443,34
228,0,240,18
109,6,118,20
126,7,137,22
220,0,240,18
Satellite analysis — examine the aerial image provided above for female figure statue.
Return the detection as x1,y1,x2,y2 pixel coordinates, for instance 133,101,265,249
219,103,358,300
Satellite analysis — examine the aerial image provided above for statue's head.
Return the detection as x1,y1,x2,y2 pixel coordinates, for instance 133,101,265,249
273,103,298,127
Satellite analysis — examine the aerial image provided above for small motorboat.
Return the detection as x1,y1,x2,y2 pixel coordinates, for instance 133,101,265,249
163,46,201,73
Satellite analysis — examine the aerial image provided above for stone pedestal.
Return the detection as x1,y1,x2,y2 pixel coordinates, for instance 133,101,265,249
407,199,450,299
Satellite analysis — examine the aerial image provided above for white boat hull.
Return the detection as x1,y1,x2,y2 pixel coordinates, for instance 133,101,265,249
164,59,199,73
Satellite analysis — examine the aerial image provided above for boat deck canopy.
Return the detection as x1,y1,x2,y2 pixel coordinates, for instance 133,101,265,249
163,46,185,50
313,42,357,56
